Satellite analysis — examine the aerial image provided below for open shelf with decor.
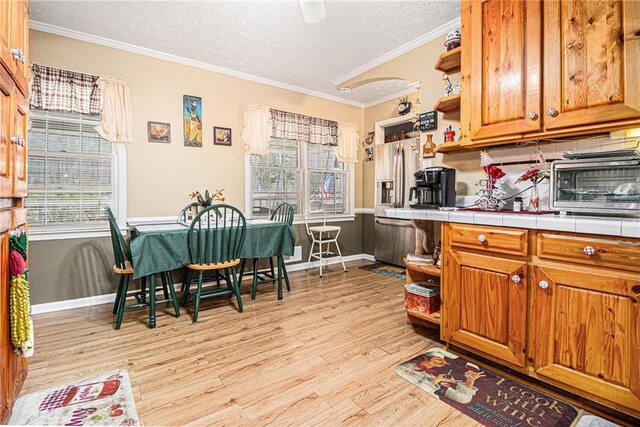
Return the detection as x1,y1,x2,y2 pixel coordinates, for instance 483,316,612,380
433,93,461,114
434,46,461,73
404,260,441,328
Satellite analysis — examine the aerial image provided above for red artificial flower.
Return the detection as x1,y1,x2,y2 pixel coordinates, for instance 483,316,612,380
483,165,506,180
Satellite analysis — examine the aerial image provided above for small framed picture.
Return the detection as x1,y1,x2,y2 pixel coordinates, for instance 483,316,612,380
147,121,171,143
214,126,232,146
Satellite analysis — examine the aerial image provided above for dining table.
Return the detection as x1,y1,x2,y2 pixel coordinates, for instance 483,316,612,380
129,218,296,327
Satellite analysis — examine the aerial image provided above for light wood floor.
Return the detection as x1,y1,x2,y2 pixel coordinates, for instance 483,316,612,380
25,260,479,426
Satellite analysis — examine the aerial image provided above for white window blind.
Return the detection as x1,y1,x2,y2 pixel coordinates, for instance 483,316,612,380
26,109,117,229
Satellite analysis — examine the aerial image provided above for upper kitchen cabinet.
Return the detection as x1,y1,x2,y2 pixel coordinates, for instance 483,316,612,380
544,0,640,131
460,0,640,148
0,0,28,96
468,0,542,140
10,89,27,198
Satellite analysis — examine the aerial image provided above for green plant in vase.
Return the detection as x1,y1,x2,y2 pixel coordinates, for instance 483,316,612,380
189,188,225,207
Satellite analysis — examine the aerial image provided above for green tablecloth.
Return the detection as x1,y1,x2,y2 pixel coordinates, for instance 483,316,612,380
130,220,296,279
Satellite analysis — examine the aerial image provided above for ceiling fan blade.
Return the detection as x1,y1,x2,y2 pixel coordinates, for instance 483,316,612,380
299,0,327,24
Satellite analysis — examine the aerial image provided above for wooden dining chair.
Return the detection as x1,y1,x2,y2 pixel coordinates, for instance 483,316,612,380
181,204,246,322
177,202,202,223
106,207,180,329
238,202,294,300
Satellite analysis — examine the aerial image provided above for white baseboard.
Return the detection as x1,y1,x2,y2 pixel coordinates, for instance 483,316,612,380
30,253,378,314
31,293,118,315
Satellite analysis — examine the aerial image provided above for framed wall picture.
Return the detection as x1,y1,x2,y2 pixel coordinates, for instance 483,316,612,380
214,126,232,146
147,121,171,143
183,95,202,147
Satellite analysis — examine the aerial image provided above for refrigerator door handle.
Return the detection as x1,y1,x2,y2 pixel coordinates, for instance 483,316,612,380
392,143,399,207
375,218,414,227
399,143,405,208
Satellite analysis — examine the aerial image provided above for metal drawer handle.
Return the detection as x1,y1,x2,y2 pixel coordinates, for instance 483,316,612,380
11,47,25,64
583,246,596,256
538,280,549,289
511,275,521,284
11,135,24,146
477,234,487,243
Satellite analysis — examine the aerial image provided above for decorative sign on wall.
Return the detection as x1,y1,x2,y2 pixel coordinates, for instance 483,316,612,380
183,95,202,147
419,111,438,131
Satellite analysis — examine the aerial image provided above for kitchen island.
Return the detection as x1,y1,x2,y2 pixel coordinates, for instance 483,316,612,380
388,208,640,419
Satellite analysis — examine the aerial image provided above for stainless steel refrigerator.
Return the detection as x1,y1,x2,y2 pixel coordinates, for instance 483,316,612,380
374,138,420,266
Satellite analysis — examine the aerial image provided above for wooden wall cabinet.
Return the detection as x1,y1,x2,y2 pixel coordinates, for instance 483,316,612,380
544,0,640,131
0,0,28,96
441,223,640,417
0,67,13,198
461,0,640,147
0,0,29,422
10,90,27,198
469,0,542,140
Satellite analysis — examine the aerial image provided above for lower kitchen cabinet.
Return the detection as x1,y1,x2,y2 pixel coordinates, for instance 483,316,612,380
0,210,10,418
442,247,528,369
531,264,640,415
441,223,640,418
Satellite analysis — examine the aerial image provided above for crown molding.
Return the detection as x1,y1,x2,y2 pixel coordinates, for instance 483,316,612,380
331,17,461,87
363,86,419,109
29,21,366,108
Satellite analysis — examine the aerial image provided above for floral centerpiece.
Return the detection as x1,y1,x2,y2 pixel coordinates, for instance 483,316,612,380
188,189,225,207
474,151,507,211
515,168,549,212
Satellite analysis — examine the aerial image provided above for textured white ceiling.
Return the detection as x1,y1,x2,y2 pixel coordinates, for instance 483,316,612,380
30,0,460,105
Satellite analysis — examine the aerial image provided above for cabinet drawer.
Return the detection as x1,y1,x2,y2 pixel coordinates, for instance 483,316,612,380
447,223,528,256
537,232,640,272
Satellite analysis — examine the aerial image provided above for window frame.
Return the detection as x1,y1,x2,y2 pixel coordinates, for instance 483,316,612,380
245,139,355,224
27,110,127,241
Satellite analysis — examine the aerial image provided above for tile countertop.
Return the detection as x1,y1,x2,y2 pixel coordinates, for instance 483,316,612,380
382,208,640,239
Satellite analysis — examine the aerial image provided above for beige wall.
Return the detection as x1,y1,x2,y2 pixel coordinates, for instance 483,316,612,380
354,35,483,208
30,30,365,217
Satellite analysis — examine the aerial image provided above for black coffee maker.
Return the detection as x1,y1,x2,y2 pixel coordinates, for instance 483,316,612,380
409,167,456,209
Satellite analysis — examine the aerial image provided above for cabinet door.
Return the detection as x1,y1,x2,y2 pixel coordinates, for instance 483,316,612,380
0,0,10,76
544,0,640,130
0,67,13,198
10,90,26,197
469,0,542,141
0,211,11,422
7,0,27,94
531,265,640,415
443,249,528,368
6,209,26,408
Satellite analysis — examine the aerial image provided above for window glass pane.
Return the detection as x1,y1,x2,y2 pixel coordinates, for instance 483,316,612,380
26,109,115,228
249,137,348,218
307,143,344,170
249,139,301,217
